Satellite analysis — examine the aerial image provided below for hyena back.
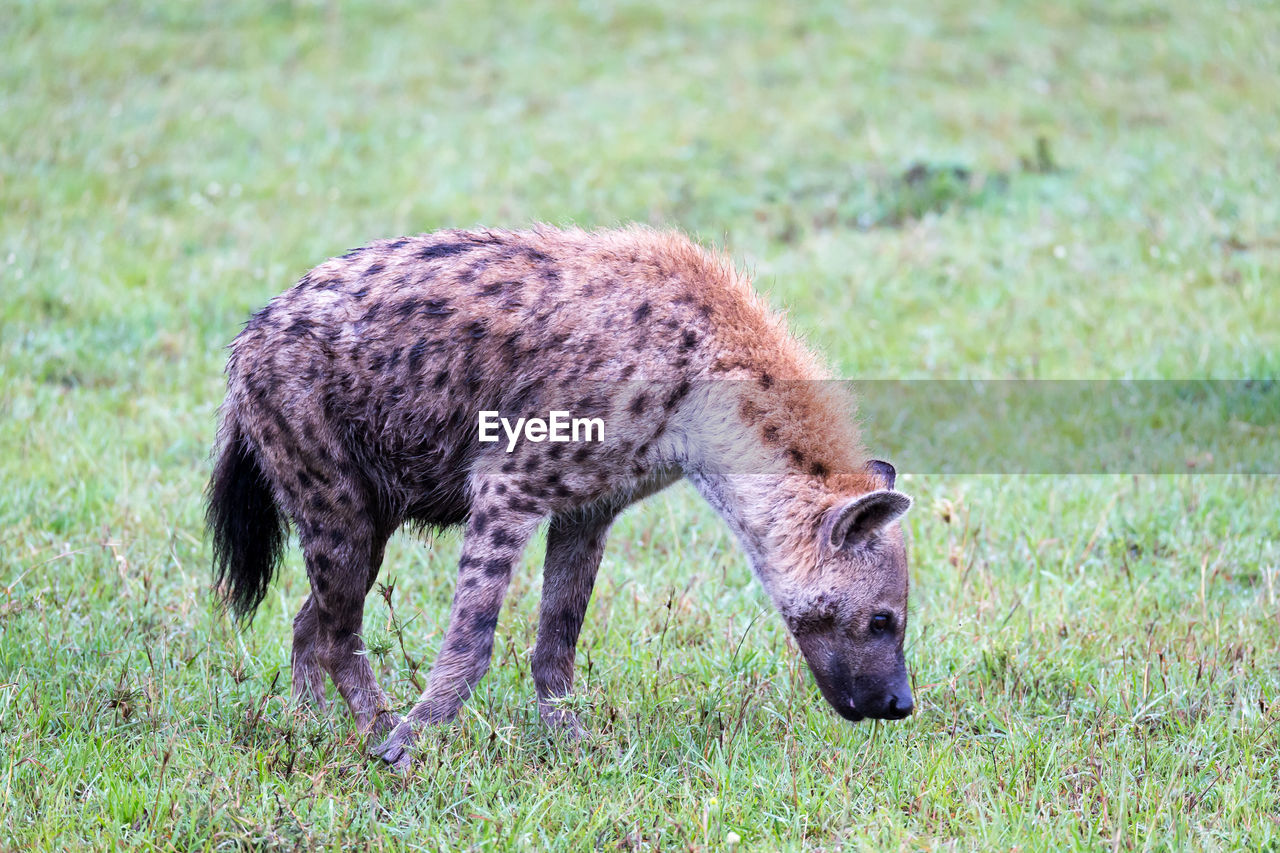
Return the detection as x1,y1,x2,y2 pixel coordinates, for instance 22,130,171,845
207,226,915,769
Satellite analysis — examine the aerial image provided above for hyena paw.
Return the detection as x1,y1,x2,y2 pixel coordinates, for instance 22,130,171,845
370,721,417,772
363,709,403,743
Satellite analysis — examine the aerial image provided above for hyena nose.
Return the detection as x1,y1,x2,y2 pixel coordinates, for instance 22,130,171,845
884,692,913,719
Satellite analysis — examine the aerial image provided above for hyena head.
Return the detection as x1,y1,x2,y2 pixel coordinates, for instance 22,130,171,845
779,462,914,722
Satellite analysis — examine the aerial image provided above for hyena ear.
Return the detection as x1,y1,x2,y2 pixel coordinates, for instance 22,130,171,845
866,459,896,490
825,490,913,551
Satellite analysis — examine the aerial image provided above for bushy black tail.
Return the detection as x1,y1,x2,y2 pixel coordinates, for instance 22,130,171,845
206,423,287,622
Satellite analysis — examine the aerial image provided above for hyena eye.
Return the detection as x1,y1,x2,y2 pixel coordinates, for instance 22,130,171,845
869,612,894,635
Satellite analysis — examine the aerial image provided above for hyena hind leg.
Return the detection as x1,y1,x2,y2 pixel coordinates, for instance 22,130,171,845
300,520,400,743
291,594,327,710
531,508,616,736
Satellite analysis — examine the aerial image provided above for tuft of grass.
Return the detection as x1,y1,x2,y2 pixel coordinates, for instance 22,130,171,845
2,0,1279,849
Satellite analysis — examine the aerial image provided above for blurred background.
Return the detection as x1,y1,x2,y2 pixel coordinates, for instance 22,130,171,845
2,1,1278,848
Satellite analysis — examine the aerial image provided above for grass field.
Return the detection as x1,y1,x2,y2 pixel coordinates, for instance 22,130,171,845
3,0,1279,849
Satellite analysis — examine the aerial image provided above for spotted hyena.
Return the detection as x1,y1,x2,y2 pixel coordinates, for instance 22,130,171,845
207,226,915,769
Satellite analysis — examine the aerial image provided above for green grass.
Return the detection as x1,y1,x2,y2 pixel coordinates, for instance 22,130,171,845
2,0,1279,848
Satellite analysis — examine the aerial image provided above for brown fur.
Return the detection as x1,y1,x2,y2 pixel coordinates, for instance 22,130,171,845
208,226,914,769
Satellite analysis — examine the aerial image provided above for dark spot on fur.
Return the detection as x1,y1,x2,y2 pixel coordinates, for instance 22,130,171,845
664,380,691,411
508,496,539,513
763,424,780,443
501,460,516,473
268,409,296,446
363,261,385,278
340,246,365,261
620,364,636,380
297,471,313,489
759,372,774,389
467,320,487,339
479,282,504,297
491,528,517,549
418,242,474,261
787,448,805,466
432,369,449,389
572,446,592,463
393,298,420,319
547,443,565,460
327,529,345,548
387,238,409,250
810,461,829,477
447,635,476,655
495,483,508,495
471,611,500,635
633,302,652,323
472,510,489,533
408,340,429,373
680,329,698,351
558,610,581,648
523,456,540,474
286,317,315,337
483,558,509,578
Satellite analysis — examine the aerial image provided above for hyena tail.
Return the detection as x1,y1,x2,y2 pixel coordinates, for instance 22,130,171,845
206,420,287,622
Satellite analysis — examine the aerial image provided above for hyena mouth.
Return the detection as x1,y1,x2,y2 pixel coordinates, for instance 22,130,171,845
830,699,866,723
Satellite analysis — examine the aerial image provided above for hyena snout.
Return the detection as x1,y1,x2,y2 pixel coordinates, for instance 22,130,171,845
822,669,913,722
855,673,913,720
796,633,914,723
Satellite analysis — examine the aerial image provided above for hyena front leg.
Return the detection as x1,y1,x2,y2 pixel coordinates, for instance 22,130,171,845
532,508,617,735
372,499,542,770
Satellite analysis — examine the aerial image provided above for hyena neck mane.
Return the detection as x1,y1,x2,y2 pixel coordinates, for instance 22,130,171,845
674,267,883,589
681,389,882,590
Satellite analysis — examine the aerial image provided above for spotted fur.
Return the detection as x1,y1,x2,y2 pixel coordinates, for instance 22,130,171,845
207,226,915,769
